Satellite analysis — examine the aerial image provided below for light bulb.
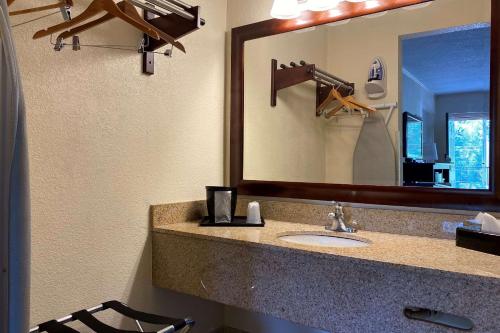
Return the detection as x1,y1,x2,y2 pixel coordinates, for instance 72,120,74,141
270,0,301,19
364,0,380,9
308,0,339,11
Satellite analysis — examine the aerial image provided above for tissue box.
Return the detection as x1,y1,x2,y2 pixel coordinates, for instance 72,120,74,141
456,227,500,256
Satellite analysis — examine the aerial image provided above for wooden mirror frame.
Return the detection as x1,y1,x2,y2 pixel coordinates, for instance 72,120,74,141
230,0,500,211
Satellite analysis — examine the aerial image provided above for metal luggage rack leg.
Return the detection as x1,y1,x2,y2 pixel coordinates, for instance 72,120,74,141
29,300,194,333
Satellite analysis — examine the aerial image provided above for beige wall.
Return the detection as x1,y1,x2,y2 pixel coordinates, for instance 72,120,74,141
10,0,227,330
244,30,328,182
226,0,273,29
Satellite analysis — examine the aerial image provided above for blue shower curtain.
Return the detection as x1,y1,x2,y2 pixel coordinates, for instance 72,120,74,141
0,0,31,331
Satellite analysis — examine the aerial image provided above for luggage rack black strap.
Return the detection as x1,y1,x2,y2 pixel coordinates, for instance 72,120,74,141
102,300,187,330
73,310,153,333
30,300,193,333
37,320,80,333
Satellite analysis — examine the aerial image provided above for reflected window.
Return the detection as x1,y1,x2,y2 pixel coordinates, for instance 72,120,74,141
448,113,490,189
406,120,423,160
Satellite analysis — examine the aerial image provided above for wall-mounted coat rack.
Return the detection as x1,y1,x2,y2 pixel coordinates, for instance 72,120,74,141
140,0,205,74
30,0,205,75
271,59,355,116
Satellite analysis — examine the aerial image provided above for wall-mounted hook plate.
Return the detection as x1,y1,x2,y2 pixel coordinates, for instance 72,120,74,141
164,44,173,57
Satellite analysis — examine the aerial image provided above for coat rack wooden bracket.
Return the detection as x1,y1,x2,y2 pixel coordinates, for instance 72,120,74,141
271,59,355,115
142,6,202,75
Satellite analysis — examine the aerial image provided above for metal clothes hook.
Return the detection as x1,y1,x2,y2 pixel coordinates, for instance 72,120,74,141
53,36,64,51
164,44,174,57
59,4,71,21
72,36,80,51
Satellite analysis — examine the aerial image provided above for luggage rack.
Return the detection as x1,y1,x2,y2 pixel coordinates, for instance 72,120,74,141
29,300,194,333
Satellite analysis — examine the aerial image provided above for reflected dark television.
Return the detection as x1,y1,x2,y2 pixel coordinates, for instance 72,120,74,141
403,112,423,160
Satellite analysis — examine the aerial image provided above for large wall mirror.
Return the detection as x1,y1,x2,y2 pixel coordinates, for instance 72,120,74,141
230,0,500,210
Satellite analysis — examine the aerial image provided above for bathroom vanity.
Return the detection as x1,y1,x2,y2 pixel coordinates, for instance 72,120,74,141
151,200,500,333
154,1,500,332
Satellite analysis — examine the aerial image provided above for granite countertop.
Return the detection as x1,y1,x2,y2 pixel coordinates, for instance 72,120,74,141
153,220,500,281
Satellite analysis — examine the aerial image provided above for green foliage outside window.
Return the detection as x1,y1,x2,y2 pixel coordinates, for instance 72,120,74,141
448,118,490,189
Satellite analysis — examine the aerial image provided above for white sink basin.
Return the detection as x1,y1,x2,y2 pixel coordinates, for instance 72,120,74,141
278,234,369,248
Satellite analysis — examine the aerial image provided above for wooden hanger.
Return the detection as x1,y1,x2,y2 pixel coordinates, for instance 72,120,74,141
344,95,376,113
55,0,186,52
318,87,376,116
322,93,361,119
10,0,72,16
317,88,356,114
33,0,161,41
324,103,345,119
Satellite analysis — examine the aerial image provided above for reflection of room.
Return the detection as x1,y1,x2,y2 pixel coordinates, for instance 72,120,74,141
401,24,491,189
243,0,492,190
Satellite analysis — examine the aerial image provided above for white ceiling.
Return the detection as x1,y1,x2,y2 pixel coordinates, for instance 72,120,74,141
402,24,491,95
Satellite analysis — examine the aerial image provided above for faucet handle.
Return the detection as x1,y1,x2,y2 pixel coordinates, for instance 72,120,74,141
335,203,344,216
326,212,339,231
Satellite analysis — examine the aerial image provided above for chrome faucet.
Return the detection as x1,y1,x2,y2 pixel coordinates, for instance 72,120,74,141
325,202,357,233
